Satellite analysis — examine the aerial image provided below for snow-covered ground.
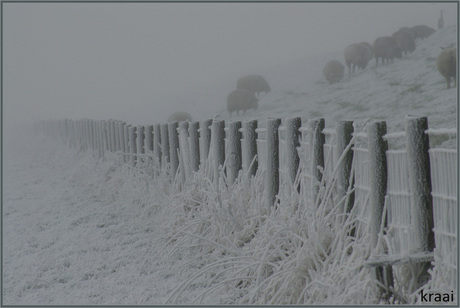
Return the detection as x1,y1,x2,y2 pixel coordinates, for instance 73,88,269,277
3,25,457,305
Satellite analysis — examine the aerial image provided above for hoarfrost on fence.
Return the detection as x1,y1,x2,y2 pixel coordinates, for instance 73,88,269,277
429,148,457,289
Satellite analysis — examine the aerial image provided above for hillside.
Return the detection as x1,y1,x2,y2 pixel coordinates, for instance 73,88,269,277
216,24,457,132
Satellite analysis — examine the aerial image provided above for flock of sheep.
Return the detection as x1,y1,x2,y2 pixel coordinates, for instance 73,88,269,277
324,14,456,90
169,12,455,123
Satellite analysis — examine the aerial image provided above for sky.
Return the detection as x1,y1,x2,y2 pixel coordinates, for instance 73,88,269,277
3,1,458,131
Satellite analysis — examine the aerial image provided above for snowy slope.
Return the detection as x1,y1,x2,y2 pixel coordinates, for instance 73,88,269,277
212,24,457,132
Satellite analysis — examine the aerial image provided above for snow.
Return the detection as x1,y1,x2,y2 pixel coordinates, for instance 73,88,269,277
3,25,457,305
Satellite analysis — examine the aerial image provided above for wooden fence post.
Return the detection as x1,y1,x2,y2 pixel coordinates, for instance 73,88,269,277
118,122,125,157
83,119,89,151
161,123,170,167
267,118,282,212
129,126,137,166
154,124,162,172
105,119,111,152
106,119,113,152
169,122,180,179
189,121,200,172
114,121,120,152
368,121,394,298
96,121,103,159
308,118,325,205
405,116,435,290
335,120,354,216
244,120,258,178
101,121,108,157
145,125,153,152
200,119,212,165
137,125,145,165
285,117,302,192
123,124,129,163
211,120,225,188
90,120,97,150
227,121,242,185
179,121,190,183
144,125,153,169
111,120,118,152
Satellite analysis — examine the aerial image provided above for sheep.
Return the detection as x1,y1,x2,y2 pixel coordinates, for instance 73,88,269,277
168,111,193,122
237,74,271,98
323,60,345,84
373,36,403,66
392,29,416,55
359,42,374,62
227,89,259,117
344,43,370,76
436,47,456,89
410,25,435,40
438,10,444,30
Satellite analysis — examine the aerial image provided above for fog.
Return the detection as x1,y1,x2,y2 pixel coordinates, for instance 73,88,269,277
3,2,457,134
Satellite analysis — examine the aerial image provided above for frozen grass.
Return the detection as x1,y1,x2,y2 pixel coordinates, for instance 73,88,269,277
4,122,455,305
145,137,382,305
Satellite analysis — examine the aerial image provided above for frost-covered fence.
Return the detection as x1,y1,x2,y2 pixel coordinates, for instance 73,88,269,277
37,115,457,295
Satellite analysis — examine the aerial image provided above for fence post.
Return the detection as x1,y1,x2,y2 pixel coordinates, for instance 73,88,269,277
161,123,170,167
106,119,111,152
189,121,200,172
129,126,137,166
145,125,153,153
118,122,126,158
308,118,325,205
285,117,302,192
114,121,120,152
335,120,354,216
95,121,103,159
90,120,97,150
168,122,180,179
100,120,106,159
179,121,190,183
123,124,129,163
137,125,145,165
405,116,435,290
200,119,212,165
267,118,282,212
244,120,258,178
144,125,153,169
211,120,225,188
154,124,162,172
108,119,114,152
227,121,242,185
111,120,118,152
83,119,89,151
368,121,394,298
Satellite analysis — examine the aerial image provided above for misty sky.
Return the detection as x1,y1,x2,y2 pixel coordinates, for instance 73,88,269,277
3,2,457,129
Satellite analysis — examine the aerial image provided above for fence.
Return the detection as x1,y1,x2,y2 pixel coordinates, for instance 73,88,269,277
37,115,457,299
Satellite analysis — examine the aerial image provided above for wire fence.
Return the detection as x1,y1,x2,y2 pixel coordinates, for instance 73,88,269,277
37,115,457,296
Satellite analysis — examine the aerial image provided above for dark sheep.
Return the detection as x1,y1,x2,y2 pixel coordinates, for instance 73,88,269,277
436,47,456,89
168,111,193,122
227,89,259,117
373,36,403,66
237,74,271,98
392,29,416,55
323,60,345,84
344,43,370,76
410,25,436,40
359,42,374,62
